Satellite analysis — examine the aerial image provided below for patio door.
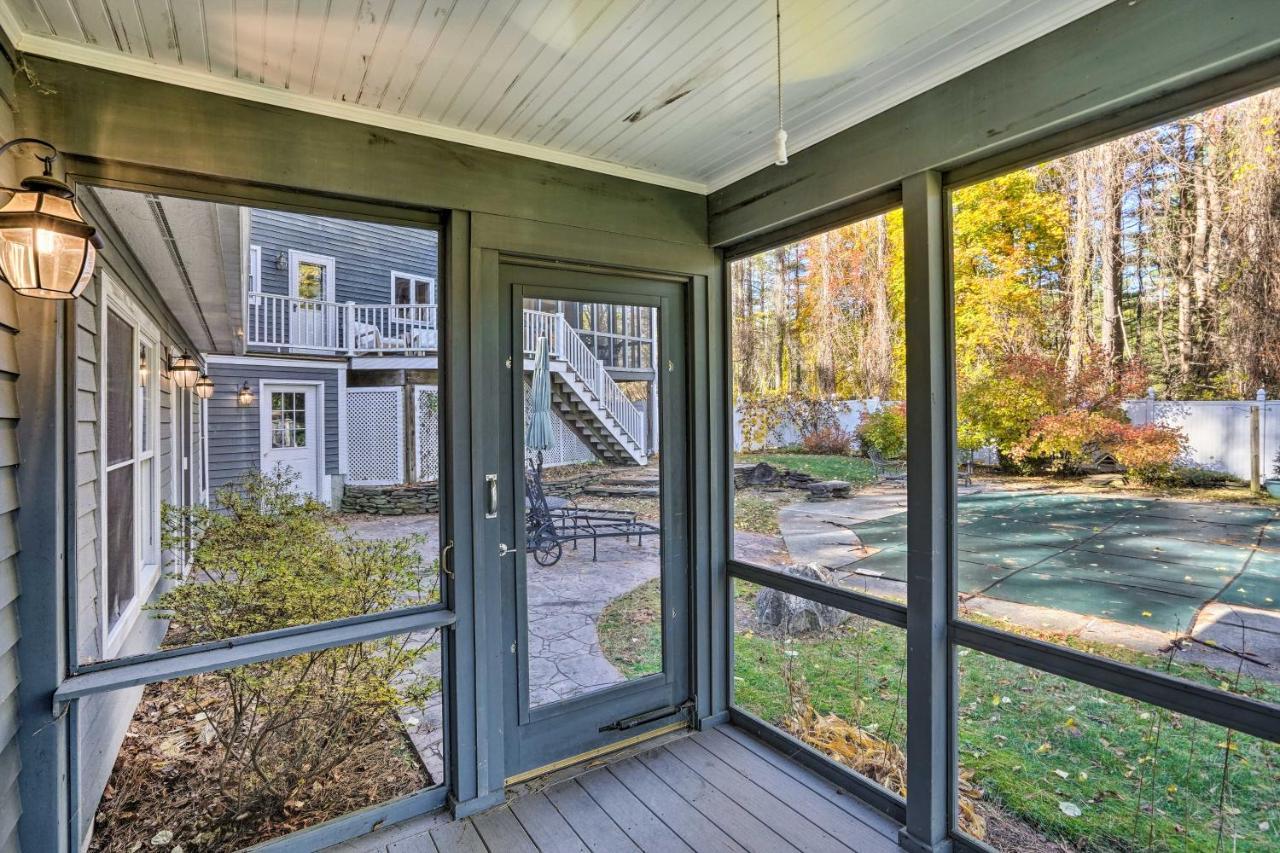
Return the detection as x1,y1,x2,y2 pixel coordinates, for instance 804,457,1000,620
288,250,336,349
498,261,690,778
260,383,321,497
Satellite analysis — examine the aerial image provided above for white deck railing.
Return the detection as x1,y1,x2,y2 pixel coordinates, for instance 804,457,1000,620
524,310,647,456
245,293,438,354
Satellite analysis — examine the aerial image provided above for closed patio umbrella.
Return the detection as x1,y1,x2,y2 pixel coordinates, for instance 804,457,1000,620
526,335,554,469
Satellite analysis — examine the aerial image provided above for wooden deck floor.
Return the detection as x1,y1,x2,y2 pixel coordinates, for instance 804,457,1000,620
329,724,901,853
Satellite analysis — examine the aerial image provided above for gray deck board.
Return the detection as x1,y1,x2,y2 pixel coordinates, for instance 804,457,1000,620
471,805,538,853
715,725,901,840
699,727,901,847
664,737,853,853
508,791,590,853
329,724,905,852
608,756,745,853
546,778,643,852
636,746,800,853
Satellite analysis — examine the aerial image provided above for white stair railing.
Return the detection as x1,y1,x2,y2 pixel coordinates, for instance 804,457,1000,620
523,309,647,457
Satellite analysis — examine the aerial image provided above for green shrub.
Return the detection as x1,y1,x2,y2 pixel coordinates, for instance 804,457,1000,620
857,404,906,459
151,470,438,846
1150,466,1237,489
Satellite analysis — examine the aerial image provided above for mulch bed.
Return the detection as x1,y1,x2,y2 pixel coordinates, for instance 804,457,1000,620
90,676,429,852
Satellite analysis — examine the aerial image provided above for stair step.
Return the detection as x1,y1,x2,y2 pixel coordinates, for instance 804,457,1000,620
583,485,658,497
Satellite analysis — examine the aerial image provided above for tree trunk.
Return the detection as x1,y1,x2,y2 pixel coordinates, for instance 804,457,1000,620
1066,152,1093,380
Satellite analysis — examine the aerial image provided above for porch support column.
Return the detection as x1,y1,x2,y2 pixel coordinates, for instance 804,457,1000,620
900,170,955,853
14,295,71,852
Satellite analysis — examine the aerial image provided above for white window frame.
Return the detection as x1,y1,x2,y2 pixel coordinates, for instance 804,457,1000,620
99,275,163,658
247,244,262,305
390,271,437,306
288,250,336,302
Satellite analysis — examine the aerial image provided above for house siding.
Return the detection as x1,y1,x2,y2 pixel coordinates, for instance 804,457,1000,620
250,210,439,306
70,255,205,846
0,286,20,853
205,360,343,494
0,38,20,853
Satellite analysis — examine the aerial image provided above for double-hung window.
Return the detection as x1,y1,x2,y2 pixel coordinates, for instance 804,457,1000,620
391,271,436,307
101,276,161,653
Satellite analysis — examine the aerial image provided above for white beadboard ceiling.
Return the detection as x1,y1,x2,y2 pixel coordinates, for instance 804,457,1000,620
0,0,1114,192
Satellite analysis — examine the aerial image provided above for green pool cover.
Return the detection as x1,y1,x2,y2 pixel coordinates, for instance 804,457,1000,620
840,492,1279,631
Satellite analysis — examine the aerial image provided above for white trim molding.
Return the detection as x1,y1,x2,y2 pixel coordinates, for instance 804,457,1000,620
205,353,345,370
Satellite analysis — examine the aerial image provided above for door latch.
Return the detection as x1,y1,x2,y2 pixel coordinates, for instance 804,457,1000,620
498,542,514,557
485,473,498,518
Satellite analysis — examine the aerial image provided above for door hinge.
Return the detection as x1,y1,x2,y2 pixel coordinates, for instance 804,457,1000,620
599,699,694,733
505,356,512,368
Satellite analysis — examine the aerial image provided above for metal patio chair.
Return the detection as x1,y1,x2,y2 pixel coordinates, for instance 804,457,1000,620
524,460,659,567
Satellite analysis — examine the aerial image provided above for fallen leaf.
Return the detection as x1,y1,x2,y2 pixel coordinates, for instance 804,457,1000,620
1059,802,1082,817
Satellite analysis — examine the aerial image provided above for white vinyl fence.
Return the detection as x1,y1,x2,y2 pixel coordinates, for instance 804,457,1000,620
1124,394,1280,482
732,398,897,452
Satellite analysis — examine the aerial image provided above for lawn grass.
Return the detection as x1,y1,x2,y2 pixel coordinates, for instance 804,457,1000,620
737,452,877,485
598,580,1280,851
732,616,1280,852
596,578,663,680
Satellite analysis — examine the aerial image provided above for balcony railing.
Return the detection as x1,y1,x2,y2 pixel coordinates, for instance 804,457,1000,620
245,293,438,354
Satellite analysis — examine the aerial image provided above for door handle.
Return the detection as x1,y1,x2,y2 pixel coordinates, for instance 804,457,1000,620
498,542,513,557
485,473,498,519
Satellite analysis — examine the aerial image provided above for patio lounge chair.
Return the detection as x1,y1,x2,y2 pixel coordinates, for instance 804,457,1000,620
867,446,907,483
525,460,659,567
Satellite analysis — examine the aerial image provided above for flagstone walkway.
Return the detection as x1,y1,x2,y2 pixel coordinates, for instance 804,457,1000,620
341,513,661,779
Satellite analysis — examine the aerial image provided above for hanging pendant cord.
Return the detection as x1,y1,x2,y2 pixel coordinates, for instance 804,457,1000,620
775,0,783,132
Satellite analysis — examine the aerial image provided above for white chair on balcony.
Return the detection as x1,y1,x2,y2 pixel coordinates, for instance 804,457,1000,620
351,320,405,352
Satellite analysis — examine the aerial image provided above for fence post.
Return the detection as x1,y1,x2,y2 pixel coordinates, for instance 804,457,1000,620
345,301,356,356
1251,405,1261,493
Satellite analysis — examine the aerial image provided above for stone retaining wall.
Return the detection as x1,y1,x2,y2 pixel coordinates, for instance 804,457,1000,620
341,482,440,515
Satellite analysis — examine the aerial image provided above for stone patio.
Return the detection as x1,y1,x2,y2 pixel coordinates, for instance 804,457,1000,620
340,511,661,778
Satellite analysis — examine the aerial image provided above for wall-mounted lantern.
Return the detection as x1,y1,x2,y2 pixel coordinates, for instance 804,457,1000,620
194,373,214,400
169,351,199,389
237,382,255,406
275,251,287,271
0,137,102,300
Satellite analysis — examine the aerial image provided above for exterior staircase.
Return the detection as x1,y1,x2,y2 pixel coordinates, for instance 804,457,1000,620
523,310,648,465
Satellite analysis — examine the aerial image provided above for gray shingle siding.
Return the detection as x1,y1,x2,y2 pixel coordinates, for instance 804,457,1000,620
250,209,439,306
205,361,343,494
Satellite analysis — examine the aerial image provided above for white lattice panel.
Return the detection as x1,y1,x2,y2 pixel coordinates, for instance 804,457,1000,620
347,387,404,485
414,385,440,483
523,381,596,468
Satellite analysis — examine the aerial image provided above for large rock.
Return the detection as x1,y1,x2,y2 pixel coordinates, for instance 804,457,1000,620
754,563,850,635
806,480,851,501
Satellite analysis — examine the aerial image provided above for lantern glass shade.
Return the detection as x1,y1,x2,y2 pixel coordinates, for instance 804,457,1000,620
237,382,254,406
170,353,200,389
194,374,214,399
0,181,98,300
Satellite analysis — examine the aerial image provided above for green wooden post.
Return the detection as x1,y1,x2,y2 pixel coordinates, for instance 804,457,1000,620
901,170,955,853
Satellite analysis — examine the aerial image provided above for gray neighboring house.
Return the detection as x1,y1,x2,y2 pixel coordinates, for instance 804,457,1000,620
214,208,658,508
